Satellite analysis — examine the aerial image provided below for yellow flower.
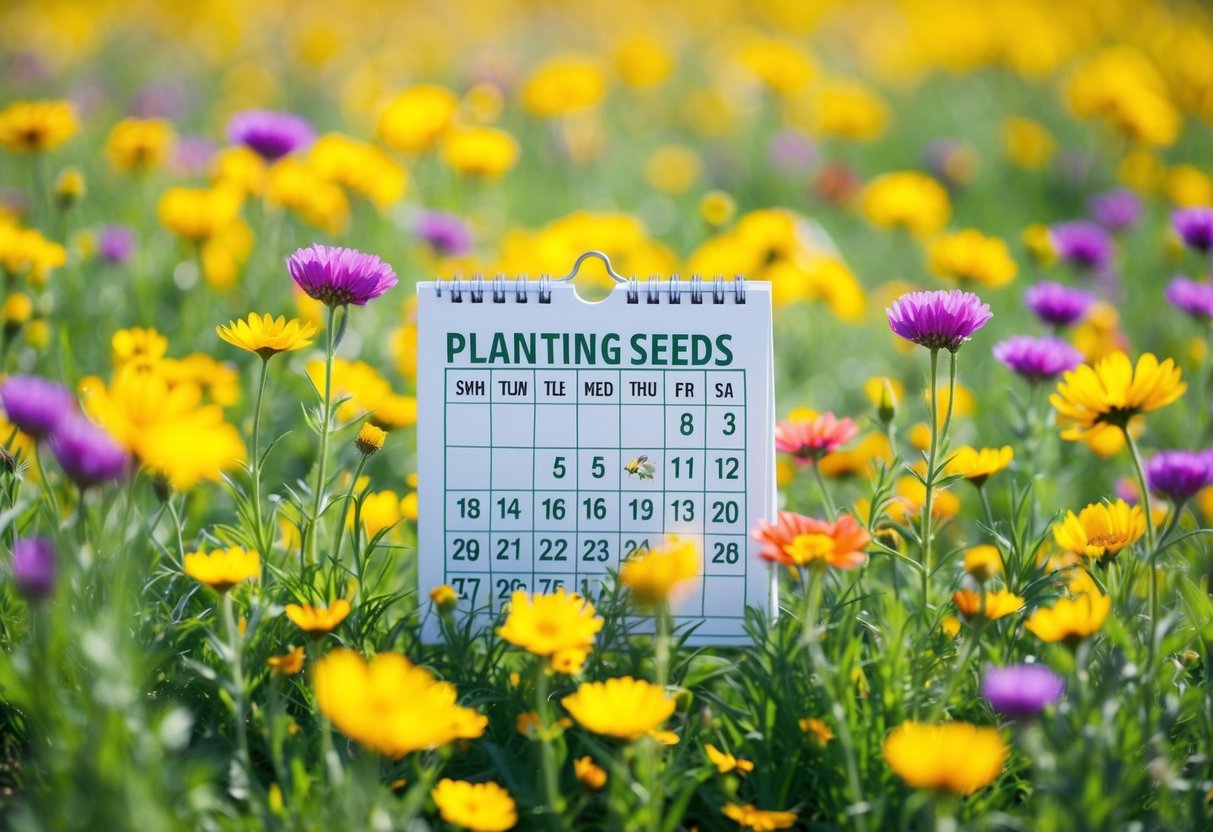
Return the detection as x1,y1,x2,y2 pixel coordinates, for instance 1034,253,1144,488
2,292,33,328
440,127,519,178
54,167,85,206
284,599,351,637
614,35,672,88
549,647,589,676
522,54,607,117
105,118,175,172
619,536,700,605
353,490,403,538
112,327,168,366
963,545,1004,583
0,100,77,153
139,406,246,492
312,649,486,758
735,38,815,94
431,779,517,832
722,803,798,831
802,79,888,141
861,172,951,237
183,546,261,593
645,145,700,195
1053,499,1146,560
429,584,458,612
883,722,1007,795
946,445,1014,487
266,646,305,675
355,422,386,456
265,158,348,234
1026,592,1111,645
497,588,603,659
794,718,832,747
699,191,736,227
561,677,675,741
927,230,1017,288
158,186,242,243
1050,352,1185,440
216,313,316,359
1002,117,1055,171
1022,223,1057,267
212,146,267,198
705,743,754,775
952,588,1025,621
378,85,458,153
0,224,67,283
573,756,607,789
308,133,407,209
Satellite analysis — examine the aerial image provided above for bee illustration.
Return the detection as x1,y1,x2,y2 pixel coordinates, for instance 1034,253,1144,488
624,455,656,480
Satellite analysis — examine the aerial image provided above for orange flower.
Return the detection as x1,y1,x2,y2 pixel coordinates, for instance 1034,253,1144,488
752,511,870,570
774,412,860,462
952,589,1025,621
284,599,351,637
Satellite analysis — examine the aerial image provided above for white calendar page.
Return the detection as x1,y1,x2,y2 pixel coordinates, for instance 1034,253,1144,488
416,278,775,645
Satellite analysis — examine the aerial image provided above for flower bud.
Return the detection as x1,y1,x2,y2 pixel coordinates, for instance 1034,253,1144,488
429,583,458,614
355,422,386,456
11,537,56,600
54,166,86,209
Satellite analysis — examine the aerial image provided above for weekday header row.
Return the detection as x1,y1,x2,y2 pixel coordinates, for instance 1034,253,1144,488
445,369,746,404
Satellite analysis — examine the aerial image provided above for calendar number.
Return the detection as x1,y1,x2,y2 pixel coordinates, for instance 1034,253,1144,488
452,538,481,561
497,497,521,520
680,412,694,436
497,578,527,599
537,578,566,594
715,456,740,480
538,538,568,561
450,576,481,605
591,455,606,479
582,539,610,561
541,497,566,520
722,412,736,436
671,456,695,478
582,497,608,520
712,541,740,564
711,500,740,524
496,537,521,560
670,498,695,522
552,456,567,479
456,497,481,519
628,497,654,521
623,538,651,557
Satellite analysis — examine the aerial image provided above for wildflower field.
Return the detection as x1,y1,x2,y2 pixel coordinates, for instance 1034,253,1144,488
4,0,1213,829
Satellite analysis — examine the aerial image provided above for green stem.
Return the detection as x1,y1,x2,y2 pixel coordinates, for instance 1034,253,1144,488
223,592,254,797
534,661,565,828
332,454,369,579
33,445,62,527
1123,427,1160,668
809,462,837,522
250,358,270,556
920,349,941,611
655,601,672,689
307,304,338,567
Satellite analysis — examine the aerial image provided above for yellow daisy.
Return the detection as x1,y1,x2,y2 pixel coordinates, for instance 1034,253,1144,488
1052,499,1146,560
561,677,675,741
216,313,317,359
883,721,1007,795
1050,352,1185,440
431,779,517,832
183,546,261,593
284,599,351,637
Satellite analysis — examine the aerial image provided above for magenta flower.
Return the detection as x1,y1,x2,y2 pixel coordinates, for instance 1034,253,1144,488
1172,207,1213,253
287,244,398,307
227,109,315,161
1051,221,1113,272
992,336,1084,382
886,289,992,353
0,375,76,439
1165,276,1213,321
1145,450,1211,502
416,211,473,258
97,224,136,265
1023,281,1094,328
11,537,55,600
48,414,129,489
1088,188,1141,233
981,664,1064,720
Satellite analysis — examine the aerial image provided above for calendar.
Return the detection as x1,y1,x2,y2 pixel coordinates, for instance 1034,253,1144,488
416,253,775,645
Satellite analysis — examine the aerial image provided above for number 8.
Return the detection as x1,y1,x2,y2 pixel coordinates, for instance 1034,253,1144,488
680,412,694,436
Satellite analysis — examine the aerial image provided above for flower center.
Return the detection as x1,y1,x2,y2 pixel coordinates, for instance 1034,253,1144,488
784,533,835,566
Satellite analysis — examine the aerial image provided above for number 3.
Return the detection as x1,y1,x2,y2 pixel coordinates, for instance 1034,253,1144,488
722,412,736,436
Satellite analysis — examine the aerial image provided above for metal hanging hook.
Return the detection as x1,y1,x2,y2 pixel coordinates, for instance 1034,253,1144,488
555,250,628,284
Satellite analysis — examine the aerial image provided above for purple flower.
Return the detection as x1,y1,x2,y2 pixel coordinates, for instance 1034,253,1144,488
981,664,1064,720
1146,450,1211,502
173,136,216,176
97,225,136,265
11,537,55,600
226,109,314,161
48,415,129,489
992,336,1084,382
416,211,473,258
1050,221,1113,272
1172,207,1213,253
1023,281,1094,328
287,244,398,307
0,376,76,439
1165,276,1213,321
768,129,817,174
1088,188,1141,233
886,289,992,353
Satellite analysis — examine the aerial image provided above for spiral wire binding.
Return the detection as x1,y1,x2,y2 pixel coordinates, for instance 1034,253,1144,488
436,251,746,304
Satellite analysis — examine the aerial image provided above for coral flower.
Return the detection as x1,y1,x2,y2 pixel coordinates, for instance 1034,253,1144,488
286,244,398,307
561,677,676,740
312,648,486,758
722,803,798,831
619,536,700,605
497,588,603,658
926,229,1017,288
774,412,859,462
886,289,992,353
706,744,754,774
285,599,351,637
183,545,261,593
216,313,317,359
1052,499,1146,560
945,445,1013,487
953,589,1025,621
431,780,517,832
1050,352,1185,439
1025,592,1111,645
0,100,77,152
882,721,1007,795
752,511,870,570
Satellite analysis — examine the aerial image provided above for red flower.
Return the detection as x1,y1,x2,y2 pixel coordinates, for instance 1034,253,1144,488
752,511,870,570
774,412,859,463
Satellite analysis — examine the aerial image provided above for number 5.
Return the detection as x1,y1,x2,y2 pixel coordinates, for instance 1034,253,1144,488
592,455,605,479
553,456,566,479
